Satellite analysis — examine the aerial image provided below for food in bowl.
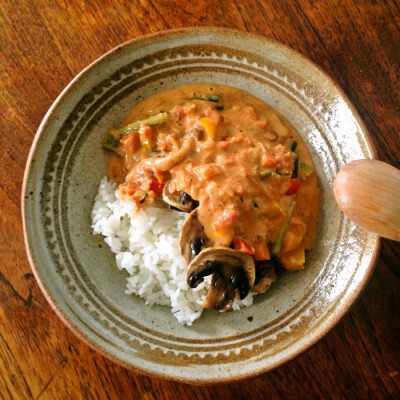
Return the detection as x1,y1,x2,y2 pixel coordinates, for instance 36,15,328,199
92,83,319,324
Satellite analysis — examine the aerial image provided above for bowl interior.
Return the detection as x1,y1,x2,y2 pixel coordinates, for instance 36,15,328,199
23,28,378,383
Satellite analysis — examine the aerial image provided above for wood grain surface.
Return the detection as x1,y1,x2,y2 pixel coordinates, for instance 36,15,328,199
1,0,399,398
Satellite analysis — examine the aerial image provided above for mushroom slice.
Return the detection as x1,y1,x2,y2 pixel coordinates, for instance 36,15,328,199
162,182,198,212
179,209,212,264
187,247,256,311
251,261,277,293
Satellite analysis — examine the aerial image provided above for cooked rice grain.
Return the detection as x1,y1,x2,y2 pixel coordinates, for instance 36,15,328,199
91,177,253,325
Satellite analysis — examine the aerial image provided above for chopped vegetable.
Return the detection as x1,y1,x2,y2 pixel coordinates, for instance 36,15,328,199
213,224,235,246
149,180,164,196
212,210,239,244
187,94,222,103
102,135,120,153
280,245,305,270
285,178,300,195
299,162,314,180
148,150,160,157
265,202,285,219
271,200,296,255
138,125,154,150
233,236,255,255
261,154,277,168
290,141,297,152
198,117,218,140
216,209,240,226
116,112,168,137
259,168,276,177
213,225,231,237
120,131,140,153
253,241,270,260
141,140,151,150
280,231,303,254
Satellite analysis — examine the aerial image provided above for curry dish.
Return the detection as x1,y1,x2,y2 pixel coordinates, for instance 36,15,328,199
105,84,320,311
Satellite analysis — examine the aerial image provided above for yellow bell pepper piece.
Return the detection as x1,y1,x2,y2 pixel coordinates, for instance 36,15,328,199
280,232,303,254
265,202,285,219
211,223,234,247
198,117,218,140
140,139,152,150
280,246,305,270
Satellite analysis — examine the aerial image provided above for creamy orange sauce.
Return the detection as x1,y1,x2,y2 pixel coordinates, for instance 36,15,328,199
106,84,319,269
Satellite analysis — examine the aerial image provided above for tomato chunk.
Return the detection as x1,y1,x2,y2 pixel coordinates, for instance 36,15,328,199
216,209,240,227
120,132,140,153
261,153,277,168
233,236,255,255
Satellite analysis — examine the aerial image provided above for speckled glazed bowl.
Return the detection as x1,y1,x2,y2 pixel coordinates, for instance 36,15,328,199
22,28,379,383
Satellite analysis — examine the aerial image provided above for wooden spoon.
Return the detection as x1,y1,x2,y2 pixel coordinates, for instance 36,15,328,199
334,159,400,241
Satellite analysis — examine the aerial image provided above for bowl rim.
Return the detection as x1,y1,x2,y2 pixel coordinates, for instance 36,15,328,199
22,27,380,384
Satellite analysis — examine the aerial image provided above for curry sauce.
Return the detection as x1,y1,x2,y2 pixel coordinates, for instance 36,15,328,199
105,83,319,309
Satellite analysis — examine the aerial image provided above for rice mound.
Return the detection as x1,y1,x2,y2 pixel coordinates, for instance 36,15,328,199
91,177,254,325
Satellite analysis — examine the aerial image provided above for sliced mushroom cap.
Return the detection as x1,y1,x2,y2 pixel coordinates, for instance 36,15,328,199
162,182,198,212
179,209,212,264
251,261,277,293
187,247,256,311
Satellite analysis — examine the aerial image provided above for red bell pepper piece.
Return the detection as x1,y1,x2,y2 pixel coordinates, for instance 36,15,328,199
149,180,164,196
285,178,300,195
233,236,255,255
253,241,271,260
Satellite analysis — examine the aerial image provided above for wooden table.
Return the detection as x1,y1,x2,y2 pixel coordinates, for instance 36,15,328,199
1,1,399,398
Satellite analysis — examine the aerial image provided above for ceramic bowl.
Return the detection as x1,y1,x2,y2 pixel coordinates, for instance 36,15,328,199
22,28,379,383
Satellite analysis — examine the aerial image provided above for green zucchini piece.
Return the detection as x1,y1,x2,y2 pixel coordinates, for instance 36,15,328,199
117,112,168,137
187,94,222,103
260,168,276,177
271,200,296,256
102,135,120,153
299,162,314,180
148,150,160,157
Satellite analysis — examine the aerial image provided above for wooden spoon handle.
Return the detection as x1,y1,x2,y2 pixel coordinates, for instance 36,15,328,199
334,159,400,241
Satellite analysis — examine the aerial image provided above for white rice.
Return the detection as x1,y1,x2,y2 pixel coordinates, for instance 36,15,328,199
91,177,254,325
